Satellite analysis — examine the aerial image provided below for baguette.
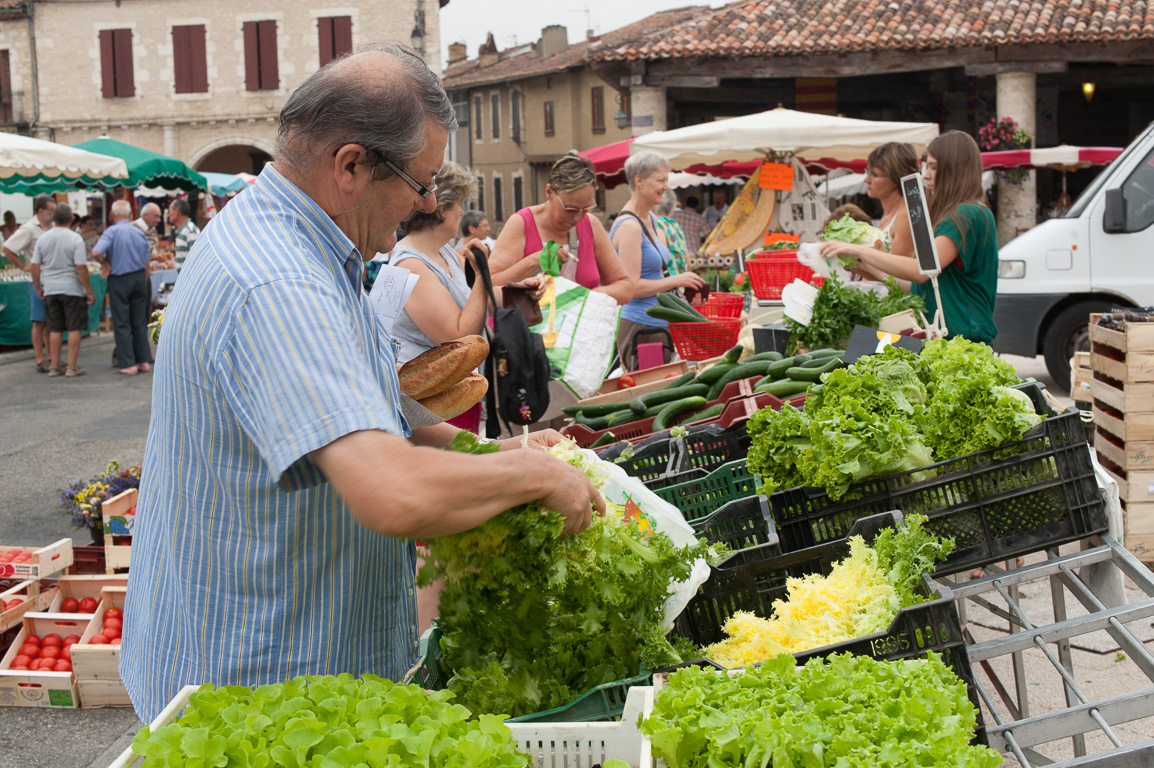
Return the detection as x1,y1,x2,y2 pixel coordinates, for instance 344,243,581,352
416,373,488,420
398,335,489,400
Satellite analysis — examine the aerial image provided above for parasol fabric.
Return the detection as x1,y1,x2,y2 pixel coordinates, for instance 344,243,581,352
0,132,128,193
981,145,1123,171
73,137,209,193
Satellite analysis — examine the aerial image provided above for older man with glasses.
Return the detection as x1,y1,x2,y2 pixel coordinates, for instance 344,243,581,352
120,43,604,723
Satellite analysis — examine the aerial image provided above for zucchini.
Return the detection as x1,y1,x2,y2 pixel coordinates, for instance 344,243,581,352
722,344,745,364
766,354,808,379
801,352,843,368
695,362,736,385
658,291,706,319
653,396,708,431
805,347,845,360
706,360,775,401
629,383,710,414
647,305,706,323
755,378,811,398
561,401,633,418
589,431,617,449
661,371,697,390
575,412,612,431
786,357,842,381
745,351,784,363
685,402,725,422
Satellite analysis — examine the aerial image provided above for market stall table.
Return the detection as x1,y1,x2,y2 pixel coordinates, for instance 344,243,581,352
0,274,107,346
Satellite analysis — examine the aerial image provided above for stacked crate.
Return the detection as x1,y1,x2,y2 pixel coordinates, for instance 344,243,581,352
1090,314,1154,561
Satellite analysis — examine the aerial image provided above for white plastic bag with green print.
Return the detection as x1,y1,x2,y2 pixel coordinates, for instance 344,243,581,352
531,276,620,400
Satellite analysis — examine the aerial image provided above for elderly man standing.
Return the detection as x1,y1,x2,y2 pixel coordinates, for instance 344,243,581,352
131,202,162,253
120,43,603,723
30,203,95,377
167,198,200,267
92,200,153,376
3,195,56,373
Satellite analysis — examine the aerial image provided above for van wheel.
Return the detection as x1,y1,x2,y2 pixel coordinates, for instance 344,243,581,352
1041,301,1113,394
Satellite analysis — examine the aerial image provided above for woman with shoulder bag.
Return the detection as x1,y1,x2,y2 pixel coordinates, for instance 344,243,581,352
610,151,706,371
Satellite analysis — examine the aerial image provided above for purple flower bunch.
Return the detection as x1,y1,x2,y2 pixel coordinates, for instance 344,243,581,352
59,460,141,532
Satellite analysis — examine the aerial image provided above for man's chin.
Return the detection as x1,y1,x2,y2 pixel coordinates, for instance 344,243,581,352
371,231,398,260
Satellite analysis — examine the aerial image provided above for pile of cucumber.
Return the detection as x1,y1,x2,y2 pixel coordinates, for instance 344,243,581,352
562,344,845,447
646,292,710,323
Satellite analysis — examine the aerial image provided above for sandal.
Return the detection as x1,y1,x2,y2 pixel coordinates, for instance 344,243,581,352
65,366,86,377
47,366,61,377
36,360,51,373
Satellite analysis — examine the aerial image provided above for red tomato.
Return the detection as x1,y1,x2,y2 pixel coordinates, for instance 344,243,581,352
9,665,28,671
62,635,81,646
617,375,637,390
32,658,52,670
104,608,123,621
5,548,19,555
41,634,62,648
0,555,13,564
18,644,40,658
88,634,109,645
13,655,31,667
78,597,98,613
110,637,121,645
61,646,71,661
102,625,122,640
39,646,60,660
103,618,122,632
24,635,41,646
664,373,680,378
3,598,20,609
60,597,80,613
53,660,72,672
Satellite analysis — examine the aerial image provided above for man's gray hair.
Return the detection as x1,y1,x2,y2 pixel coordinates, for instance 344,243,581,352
460,209,487,237
52,203,73,227
32,195,54,214
624,151,670,191
655,190,677,216
110,200,132,219
171,198,192,218
276,42,457,174
141,202,161,216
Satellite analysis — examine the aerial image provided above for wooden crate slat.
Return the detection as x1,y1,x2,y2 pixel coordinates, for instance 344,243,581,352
1093,405,1154,444
1091,375,1154,413
1123,500,1154,563
1090,313,1154,354
78,678,131,708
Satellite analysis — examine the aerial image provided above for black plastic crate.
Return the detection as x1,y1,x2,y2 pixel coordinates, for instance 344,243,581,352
673,423,750,476
671,511,984,743
766,382,1105,577
608,435,681,484
693,495,780,552
644,466,706,492
655,459,759,524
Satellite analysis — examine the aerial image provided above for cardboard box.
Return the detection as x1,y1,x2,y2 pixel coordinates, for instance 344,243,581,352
0,540,73,581
0,615,82,708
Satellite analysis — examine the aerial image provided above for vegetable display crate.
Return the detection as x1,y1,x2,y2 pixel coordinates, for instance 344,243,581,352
1089,312,1154,383
673,422,751,477
655,459,758,525
697,294,744,319
404,625,651,724
609,434,682,484
671,511,983,742
693,494,780,551
69,545,107,575
108,684,656,768
1,580,58,633
766,382,1105,577
668,319,742,361
0,539,73,581
0,614,83,708
747,255,822,301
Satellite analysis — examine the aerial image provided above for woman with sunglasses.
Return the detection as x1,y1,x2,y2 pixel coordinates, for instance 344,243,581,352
488,152,633,305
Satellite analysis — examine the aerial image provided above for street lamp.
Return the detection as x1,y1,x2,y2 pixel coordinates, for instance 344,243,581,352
614,93,629,130
1082,82,1095,103
410,0,425,57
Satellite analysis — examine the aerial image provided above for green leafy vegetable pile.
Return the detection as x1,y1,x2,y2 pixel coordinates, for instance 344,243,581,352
418,433,705,718
821,213,886,269
130,675,530,768
641,653,1002,768
785,273,925,353
747,339,1042,499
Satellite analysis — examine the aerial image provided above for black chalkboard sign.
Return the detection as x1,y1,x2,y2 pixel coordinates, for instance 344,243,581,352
901,172,941,276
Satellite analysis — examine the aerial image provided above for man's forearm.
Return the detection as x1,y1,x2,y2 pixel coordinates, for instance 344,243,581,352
4,248,22,269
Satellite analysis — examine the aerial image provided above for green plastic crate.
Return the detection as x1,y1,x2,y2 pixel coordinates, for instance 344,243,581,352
404,625,651,723
655,459,758,524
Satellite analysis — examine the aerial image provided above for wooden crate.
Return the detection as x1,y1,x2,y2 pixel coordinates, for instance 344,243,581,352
1095,421,1154,473
0,539,74,581
1093,404,1154,444
1123,499,1154,563
0,580,58,633
1101,461,1154,505
102,489,135,573
42,574,129,613
1089,313,1154,383
78,678,130,708
1091,373,1154,413
71,586,125,681
0,615,82,708
1071,351,1093,401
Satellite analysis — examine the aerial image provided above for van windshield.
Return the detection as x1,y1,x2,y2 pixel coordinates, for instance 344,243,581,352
1066,124,1154,218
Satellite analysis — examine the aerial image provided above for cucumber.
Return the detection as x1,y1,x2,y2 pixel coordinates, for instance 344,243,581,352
706,361,775,401
647,305,706,323
801,352,844,368
805,347,845,360
661,371,697,390
766,354,808,379
658,291,706,319
685,402,725,422
755,378,811,397
745,351,784,363
561,401,633,418
786,357,842,381
606,409,640,427
575,412,612,431
653,396,708,431
629,383,710,414
695,362,736,385
722,344,745,364
589,431,617,449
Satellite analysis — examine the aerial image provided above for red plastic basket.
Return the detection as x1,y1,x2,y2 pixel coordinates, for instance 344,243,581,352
747,255,822,300
668,319,742,361
698,294,744,319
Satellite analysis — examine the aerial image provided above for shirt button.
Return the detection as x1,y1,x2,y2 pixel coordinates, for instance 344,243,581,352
408,587,414,597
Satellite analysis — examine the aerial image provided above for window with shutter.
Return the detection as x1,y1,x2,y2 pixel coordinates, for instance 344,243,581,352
172,25,208,94
490,93,500,139
0,51,12,123
318,16,352,67
513,176,523,213
474,96,482,141
591,86,605,133
244,20,279,91
476,176,484,212
511,90,521,143
100,28,135,98
544,101,554,136
493,176,503,221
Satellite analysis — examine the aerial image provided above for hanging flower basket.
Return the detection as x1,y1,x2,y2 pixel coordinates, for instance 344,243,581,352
978,117,1034,186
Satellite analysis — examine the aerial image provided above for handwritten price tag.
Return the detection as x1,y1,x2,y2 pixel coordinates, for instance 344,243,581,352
764,232,800,247
759,162,793,191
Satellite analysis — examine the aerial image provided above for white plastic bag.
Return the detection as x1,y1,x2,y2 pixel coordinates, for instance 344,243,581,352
532,276,621,400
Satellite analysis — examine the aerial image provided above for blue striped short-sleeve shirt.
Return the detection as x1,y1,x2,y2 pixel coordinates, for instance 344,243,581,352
120,165,417,722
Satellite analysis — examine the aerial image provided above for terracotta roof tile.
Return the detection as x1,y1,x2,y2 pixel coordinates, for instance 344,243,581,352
587,0,1154,61
441,6,705,89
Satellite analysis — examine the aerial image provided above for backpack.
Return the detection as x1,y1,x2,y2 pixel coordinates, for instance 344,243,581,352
473,249,552,437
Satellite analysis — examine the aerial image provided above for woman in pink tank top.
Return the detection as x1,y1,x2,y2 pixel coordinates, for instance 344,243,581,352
488,152,633,306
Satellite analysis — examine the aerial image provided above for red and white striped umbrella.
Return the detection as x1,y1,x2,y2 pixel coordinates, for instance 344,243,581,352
982,145,1122,171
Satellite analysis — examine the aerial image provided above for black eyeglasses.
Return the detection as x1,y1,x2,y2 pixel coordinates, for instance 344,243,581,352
379,157,437,199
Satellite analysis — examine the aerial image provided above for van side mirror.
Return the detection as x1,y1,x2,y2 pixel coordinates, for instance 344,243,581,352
1104,188,1126,232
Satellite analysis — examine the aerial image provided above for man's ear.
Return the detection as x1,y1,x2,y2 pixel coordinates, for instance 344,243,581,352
332,143,371,196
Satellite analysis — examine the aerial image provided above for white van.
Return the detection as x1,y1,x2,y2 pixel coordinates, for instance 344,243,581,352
994,121,1154,391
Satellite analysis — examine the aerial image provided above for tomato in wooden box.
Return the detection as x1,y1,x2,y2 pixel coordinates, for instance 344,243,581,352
0,540,73,581
1,580,59,633
0,614,83,708
72,586,126,682
42,575,128,615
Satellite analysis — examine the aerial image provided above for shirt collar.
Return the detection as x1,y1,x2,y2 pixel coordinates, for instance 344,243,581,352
255,164,360,266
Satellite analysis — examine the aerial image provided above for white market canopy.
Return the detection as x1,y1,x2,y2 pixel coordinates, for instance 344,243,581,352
631,107,939,167
668,171,745,189
0,132,128,192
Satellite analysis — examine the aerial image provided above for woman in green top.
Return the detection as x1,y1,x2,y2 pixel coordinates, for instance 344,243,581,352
846,131,999,343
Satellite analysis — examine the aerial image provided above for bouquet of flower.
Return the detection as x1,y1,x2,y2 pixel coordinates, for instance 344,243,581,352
59,460,141,535
978,117,1034,185
148,309,164,345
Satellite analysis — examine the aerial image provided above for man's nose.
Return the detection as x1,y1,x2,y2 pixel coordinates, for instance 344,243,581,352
415,192,437,214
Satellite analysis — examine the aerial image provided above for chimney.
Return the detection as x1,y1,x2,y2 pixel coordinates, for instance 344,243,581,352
448,42,467,65
478,32,499,68
538,25,568,60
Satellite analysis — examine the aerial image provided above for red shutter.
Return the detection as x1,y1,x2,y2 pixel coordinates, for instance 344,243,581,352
258,21,278,90
333,16,352,58
173,26,191,94
99,30,116,98
317,17,334,67
243,21,260,91
189,25,208,93
113,28,134,97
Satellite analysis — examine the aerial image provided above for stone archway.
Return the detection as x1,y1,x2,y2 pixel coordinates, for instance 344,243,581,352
190,137,275,175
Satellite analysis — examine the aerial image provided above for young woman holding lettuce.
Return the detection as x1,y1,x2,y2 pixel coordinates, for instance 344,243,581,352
829,132,998,344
